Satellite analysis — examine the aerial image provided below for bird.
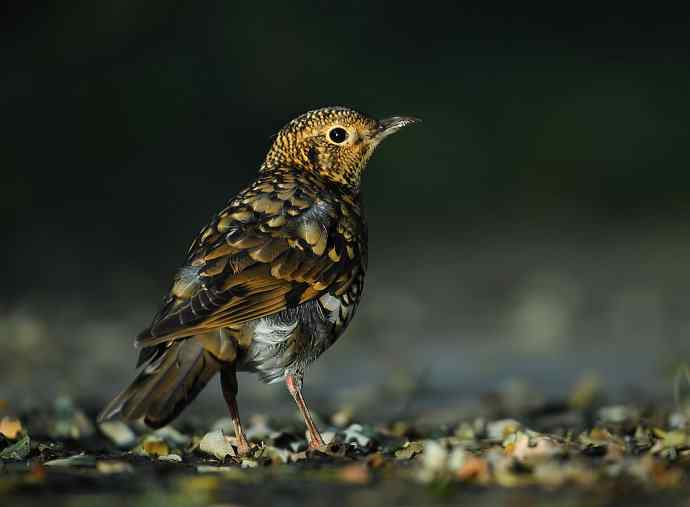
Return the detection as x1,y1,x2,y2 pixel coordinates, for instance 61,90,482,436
98,106,419,455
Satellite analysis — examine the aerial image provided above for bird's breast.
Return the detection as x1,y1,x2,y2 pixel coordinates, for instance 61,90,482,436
237,291,360,384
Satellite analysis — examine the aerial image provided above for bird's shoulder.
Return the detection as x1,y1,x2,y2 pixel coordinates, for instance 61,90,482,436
189,168,347,257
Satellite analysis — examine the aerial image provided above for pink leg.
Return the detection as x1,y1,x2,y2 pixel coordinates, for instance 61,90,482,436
285,374,325,449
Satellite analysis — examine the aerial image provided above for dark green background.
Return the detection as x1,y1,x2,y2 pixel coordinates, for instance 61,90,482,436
4,4,689,296
2,4,690,412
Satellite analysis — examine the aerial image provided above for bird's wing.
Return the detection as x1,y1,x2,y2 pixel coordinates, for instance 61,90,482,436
136,170,365,348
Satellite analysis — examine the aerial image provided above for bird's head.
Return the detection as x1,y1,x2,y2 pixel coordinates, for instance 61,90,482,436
263,106,419,191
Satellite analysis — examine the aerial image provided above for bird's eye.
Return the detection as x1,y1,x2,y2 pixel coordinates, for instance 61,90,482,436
328,127,349,144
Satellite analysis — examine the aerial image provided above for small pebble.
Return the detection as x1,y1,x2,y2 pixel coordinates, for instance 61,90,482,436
98,421,137,448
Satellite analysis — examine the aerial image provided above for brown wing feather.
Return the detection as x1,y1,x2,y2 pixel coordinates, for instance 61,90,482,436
136,168,366,349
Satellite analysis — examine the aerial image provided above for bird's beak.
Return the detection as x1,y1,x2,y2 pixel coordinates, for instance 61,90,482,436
377,116,421,140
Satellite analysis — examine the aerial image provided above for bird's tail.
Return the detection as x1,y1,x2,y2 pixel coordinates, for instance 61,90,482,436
98,338,221,428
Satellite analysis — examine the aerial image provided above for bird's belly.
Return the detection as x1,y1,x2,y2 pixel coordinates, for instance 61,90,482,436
237,295,356,384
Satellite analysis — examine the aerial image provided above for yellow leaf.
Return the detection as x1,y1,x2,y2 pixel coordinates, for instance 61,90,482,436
143,439,169,457
0,417,22,439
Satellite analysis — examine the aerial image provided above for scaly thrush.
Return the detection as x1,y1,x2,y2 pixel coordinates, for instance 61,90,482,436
98,106,419,454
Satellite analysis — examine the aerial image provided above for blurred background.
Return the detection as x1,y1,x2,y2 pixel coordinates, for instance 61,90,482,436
2,4,690,422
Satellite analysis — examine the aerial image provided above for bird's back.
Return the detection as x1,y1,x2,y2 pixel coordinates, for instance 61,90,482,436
137,166,367,368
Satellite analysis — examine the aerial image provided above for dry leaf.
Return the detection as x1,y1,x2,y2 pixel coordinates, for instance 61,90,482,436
199,430,236,460
0,434,30,460
456,455,490,483
395,441,424,460
505,431,561,463
142,438,169,457
0,417,22,439
487,419,521,440
44,453,96,467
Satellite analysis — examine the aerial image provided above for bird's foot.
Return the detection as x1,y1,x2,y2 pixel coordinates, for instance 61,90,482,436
227,436,254,458
307,441,327,452
306,432,349,457
307,431,326,451
236,444,253,458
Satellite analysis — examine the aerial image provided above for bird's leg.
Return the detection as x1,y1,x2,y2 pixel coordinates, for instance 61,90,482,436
285,373,325,450
220,367,251,456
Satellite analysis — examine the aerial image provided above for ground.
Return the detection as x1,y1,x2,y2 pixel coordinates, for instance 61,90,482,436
3,380,690,507
4,228,690,506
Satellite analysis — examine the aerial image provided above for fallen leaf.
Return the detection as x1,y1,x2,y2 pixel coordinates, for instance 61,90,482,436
44,453,96,467
486,419,521,441
199,430,236,460
505,431,561,463
653,428,688,449
0,418,22,439
141,437,169,457
456,454,490,483
0,434,30,461
580,427,626,460
395,441,424,460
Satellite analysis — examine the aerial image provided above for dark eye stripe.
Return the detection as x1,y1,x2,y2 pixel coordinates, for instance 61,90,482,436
328,127,348,144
